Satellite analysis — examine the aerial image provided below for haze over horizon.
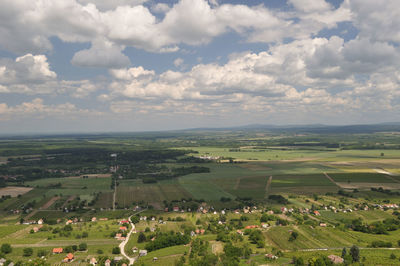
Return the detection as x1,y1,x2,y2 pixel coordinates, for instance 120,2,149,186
1,0,400,133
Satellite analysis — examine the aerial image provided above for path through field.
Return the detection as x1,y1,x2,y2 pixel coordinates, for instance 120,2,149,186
113,179,116,211
60,195,75,209
323,173,341,188
264,176,272,198
24,196,60,220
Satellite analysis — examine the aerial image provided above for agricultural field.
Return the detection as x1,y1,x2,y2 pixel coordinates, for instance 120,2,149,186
0,129,400,264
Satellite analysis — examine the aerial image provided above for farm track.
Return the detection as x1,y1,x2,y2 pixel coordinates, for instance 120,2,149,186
12,239,118,248
60,195,76,209
265,176,272,198
323,173,341,188
113,179,117,211
24,196,60,220
234,178,241,190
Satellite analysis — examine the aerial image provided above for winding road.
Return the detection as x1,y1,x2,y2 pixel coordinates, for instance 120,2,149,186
119,209,147,265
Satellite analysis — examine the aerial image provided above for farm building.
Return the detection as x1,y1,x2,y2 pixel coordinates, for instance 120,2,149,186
63,253,74,263
52,248,63,254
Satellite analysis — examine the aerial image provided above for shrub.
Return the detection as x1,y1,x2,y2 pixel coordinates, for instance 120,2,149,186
112,247,120,254
1,243,12,254
23,248,33,257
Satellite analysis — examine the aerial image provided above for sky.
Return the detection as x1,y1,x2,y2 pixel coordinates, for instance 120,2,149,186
0,0,400,133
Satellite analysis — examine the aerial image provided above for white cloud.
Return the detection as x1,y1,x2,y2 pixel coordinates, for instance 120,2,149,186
77,0,148,11
350,0,400,43
0,0,351,59
0,54,56,93
0,98,101,120
71,39,131,68
174,58,184,67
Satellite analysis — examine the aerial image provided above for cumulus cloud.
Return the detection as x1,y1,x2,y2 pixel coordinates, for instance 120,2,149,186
71,39,131,68
0,0,352,60
0,98,101,121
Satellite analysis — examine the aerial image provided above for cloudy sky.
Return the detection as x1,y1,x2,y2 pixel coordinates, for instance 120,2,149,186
0,0,399,133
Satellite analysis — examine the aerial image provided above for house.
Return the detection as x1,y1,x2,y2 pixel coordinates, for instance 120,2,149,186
153,257,158,261
173,206,180,212
236,230,244,235
90,257,97,265
114,257,123,262
132,247,138,253
265,254,278,260
104,259,111,266
200,229,205,234
119,226,127,231
164,207,169,212
100,218,108,221
262,223,269,229
119,220,129,224
37,219,43,225
139,250,148,256
115,233,122,239
0,258,6,266
327,255,344,264
63,253,74,263
190,231,196,237
91,217,97,222
313,210,321,216
66,220,73,225
320,223,327,227
52,248,63,254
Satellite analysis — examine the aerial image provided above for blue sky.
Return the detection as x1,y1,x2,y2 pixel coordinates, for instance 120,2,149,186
0,0,399,133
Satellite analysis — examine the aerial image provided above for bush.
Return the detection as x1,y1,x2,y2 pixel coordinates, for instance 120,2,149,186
1,243,12,254
37,250,48,257
23,248,33,257
112,247,120,254
78,243,87,251
138,232,146,243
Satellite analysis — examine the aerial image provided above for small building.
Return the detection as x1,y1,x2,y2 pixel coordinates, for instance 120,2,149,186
63,253,74,263
114,256,123,262
265,254,278,260
153,257,158,261
320,223,327,227
91,217,97,222
53,248,63,254
37,219,43,225
327,255,344,264
66,220,73,225
104,259,111,266
90,257,98,265
139,250,148,256
173,206,180,212
132,247,138,253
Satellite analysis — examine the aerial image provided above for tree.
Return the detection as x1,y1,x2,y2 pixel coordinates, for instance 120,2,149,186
138,232,146,243
78,243,87,251
37,250,48,257
350,245,360,262
23,247,33,257
341,247,347,258
112,247,120,254
1,243,12,254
